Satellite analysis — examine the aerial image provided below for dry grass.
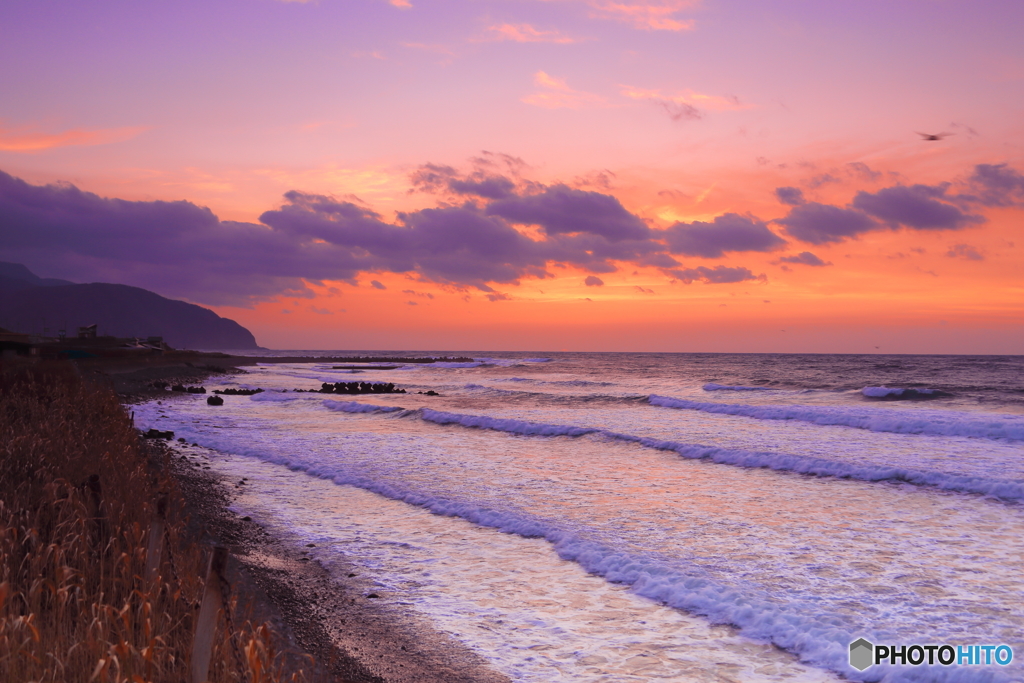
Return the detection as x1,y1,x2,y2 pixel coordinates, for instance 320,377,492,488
0,361,310,683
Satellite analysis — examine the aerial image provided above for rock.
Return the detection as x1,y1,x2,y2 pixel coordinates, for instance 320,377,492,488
207,395,224,406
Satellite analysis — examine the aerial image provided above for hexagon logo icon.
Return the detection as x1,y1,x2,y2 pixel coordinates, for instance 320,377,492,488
849,638,874,671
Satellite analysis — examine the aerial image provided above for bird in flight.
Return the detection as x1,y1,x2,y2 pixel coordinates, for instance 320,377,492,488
917,132,953,141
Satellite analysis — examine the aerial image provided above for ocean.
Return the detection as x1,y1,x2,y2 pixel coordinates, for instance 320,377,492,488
134,352,1024,682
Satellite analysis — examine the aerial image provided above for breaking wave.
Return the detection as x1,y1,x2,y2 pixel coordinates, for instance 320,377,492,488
357,406,1024,502
649,395,1024,442
323,399,404,414
703,383,773,391
861,386,953,400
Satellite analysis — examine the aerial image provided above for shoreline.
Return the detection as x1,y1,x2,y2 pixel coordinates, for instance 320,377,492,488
76,351,460,400
121,356,511,683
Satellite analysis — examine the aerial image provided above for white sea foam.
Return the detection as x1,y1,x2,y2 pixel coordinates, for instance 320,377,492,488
134,389,1024,683
134,355,1024,683
650,395,1024,442
323,399,404,414
151,426,995,683
250,390,314,402
611,432,1024,501
420,408,597,437
861,386,949,399
409,407,1024,501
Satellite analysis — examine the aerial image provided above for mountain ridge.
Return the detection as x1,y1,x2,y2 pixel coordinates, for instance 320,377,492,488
0,263,260,350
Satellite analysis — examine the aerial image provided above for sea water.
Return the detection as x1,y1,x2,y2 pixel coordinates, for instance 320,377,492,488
135,352,1024,682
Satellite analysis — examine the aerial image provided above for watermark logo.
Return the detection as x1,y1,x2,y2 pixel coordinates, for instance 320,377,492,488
849,638,1014,671
849,638,873,671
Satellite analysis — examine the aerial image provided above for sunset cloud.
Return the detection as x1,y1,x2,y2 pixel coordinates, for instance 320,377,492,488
0,168,669,304
962,164,1024,207
776,182,985,246
667,265,761,285
852,185,984,231
410,163,518,199
621,87,747,121
484,24,577,44
0,123,147,152
664,213,786,258
0,162,1012,307
776,203,879,245
946,244,984,261
522,72,604,109
776,252,831,267
775,187,806,206
590,1,697,31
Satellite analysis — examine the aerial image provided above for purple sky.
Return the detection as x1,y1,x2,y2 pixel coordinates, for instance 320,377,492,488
1,0,1022,351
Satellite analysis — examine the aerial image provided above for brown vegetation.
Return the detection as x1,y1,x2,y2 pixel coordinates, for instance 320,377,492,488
0,361,310,683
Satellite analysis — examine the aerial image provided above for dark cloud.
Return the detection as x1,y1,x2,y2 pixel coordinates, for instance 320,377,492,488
584,275,604,286
661,101,701,121
778,176,994,245
852,184,984,230
5,160,1011,307
775,202,878,245
409,163,517,200
0,169,675,305
370,280,387,289
0,170,342,306
946,244,984,261
573,170,616,190
807,173,840,188
667,265,761,284
962,164,1024,207
487,184,651,241
775,187,806,206
846,162,882,181
663,213,785,258
776,251,831,266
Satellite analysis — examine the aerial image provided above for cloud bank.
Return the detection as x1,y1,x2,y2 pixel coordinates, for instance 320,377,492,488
0,161,1014,306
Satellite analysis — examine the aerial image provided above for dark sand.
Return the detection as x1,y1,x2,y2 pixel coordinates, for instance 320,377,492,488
113,354,510,683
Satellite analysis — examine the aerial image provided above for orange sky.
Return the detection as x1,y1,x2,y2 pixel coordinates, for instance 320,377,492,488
1,0,1021,352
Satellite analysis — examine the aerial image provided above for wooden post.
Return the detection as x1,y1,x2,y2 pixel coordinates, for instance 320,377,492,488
191,546,228,683
144,495,168,584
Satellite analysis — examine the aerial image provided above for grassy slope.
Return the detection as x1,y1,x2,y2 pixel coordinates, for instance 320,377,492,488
0,360,308,683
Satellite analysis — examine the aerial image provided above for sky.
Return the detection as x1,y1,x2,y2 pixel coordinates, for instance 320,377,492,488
1,0,1022,353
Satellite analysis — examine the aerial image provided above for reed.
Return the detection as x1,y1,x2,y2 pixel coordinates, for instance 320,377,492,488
0,361,309,683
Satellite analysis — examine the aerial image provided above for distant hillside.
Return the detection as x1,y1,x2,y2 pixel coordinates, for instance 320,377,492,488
0,264,259,350
0,261,76,291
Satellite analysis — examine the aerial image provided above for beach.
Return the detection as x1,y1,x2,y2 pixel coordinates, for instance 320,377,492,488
124,351,1024,682
98,353,515,682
